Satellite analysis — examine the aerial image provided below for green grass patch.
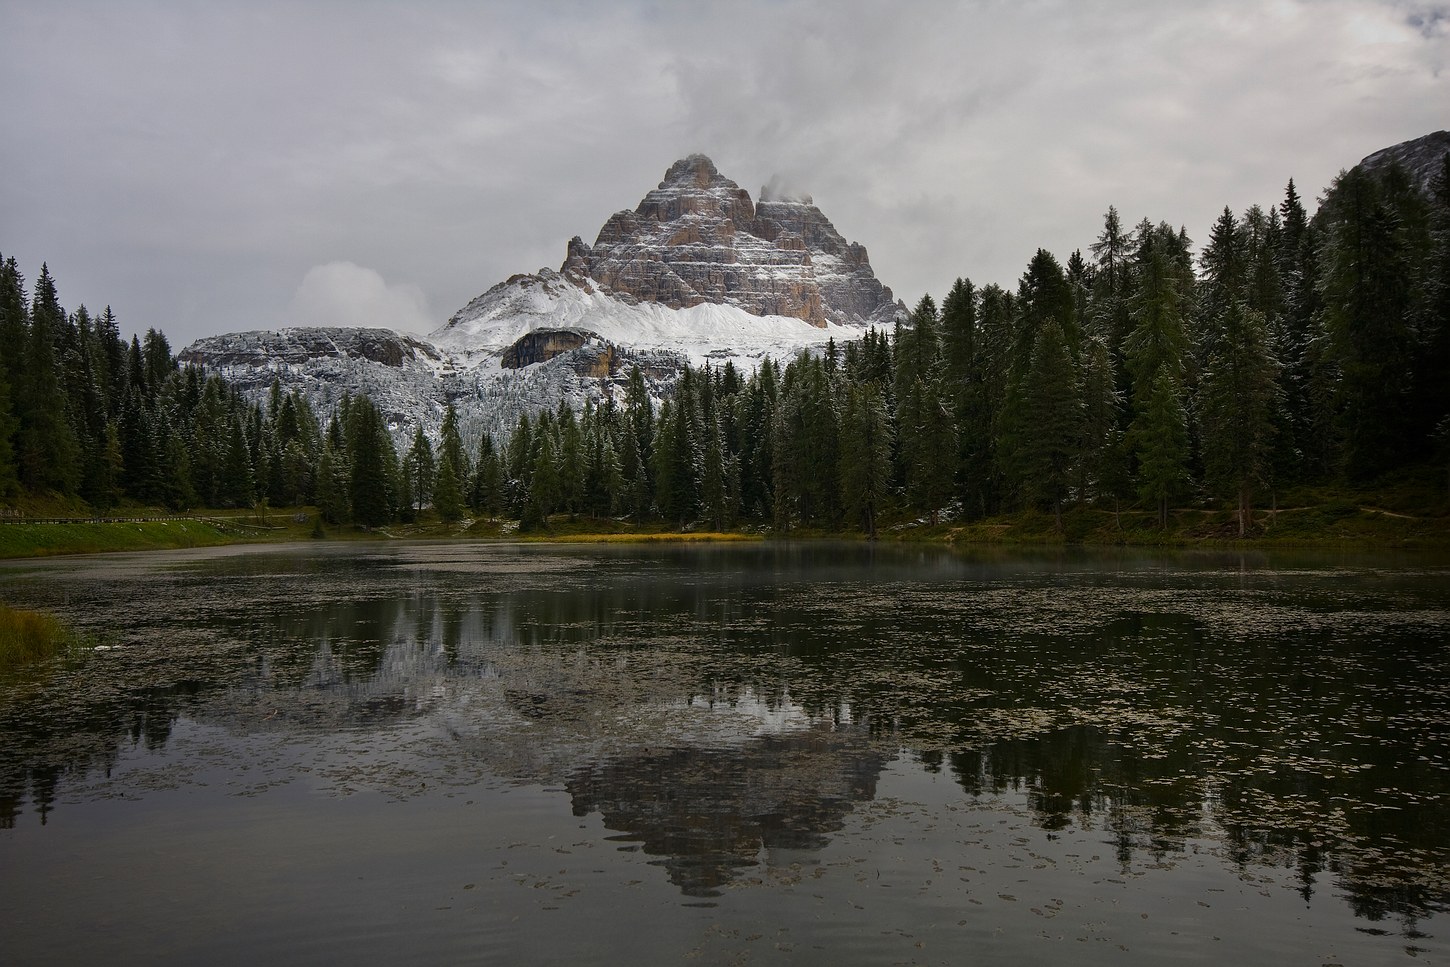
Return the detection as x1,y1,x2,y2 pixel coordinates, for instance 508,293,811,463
0,519,238,558
0,603,81,672
934,499,1450,549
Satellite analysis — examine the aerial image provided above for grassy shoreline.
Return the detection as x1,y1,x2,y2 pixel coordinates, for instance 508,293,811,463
0,496,1446,560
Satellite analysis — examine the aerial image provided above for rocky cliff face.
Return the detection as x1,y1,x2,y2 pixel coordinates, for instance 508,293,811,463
500,328,605,370
1357,130,1450,195
557,154,898,328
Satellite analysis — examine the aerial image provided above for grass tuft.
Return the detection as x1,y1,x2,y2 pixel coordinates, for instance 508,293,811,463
0,604,78,672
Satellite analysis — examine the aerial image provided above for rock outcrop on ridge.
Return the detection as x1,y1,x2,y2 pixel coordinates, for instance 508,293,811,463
554,154,898,329
1356,130,1450,195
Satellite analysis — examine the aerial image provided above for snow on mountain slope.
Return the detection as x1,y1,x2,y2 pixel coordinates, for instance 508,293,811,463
433,268,866,371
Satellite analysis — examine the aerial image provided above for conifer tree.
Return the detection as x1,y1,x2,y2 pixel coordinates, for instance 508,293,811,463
347,398,394,526
769,373,803,531
1089,206,1134,353
142,329,175,391
438,404,470,492
0,370,18,499
470,433,504,516
700,415,730,530
1014,249,1078,373
616,416,650,522
651,398,695,527
161,427,196,510
94,420,123,509
0,257,28,391
1134,371,1190,529
1013,319,1083,530
316,418,351,525
525,421,560,529
1413,153,1450,457
894,296,947,520
221,415,255,507
404,426,435,513
282,440,313,507
909,377,956,524
893,295,940,402
1124,225,1190,408
972,284,1015,515
839,381,893,537
941,277,988,513
624,365,654,495
506,412,534,514
1078,334,1123,505
1198,302,1280,536
433,453,464,522
555,402,584,516
1318,167,1415,477
18,264,81,493
736,357,777,520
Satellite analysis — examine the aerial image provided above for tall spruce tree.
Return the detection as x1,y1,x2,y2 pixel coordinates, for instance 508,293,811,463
0,257,28,390
18,264,81,493
1318,167,1416,478
404,426,435,513
1194,205,1282,535
839,381,893,537
433,454,464,523
1198,301,1279,536
1078,334,1123,506
1013,318,1083,530
347,398,394,526
1089,206,1135,357
0,369,18,499
316,418,351,524
1413,153,1450,460
1134,371,1190,529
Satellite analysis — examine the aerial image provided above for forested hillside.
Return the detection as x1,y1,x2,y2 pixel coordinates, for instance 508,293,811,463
2,151,1447,539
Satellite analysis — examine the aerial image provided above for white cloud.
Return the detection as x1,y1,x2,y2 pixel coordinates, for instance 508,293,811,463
286,262,435,334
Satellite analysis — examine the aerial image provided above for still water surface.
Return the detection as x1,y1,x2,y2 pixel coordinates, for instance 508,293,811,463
0,541,1447,964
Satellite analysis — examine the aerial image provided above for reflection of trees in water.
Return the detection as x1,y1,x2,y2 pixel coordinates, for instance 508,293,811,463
566,730,889,897
0,644,229,828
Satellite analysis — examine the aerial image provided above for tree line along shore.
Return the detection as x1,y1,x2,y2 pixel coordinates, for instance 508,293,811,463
1,154,1448,554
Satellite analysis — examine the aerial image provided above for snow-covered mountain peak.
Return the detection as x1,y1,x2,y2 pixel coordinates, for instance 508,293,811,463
183,155,905,443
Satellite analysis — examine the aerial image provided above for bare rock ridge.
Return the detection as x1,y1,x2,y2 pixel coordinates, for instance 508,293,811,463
556,154,897,329
179,327,443,371
1357,130,1450,195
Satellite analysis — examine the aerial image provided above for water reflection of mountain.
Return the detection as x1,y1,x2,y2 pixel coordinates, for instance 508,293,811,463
567,730,889,897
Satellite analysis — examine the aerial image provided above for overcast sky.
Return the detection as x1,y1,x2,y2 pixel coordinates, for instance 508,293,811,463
1,0,1446,348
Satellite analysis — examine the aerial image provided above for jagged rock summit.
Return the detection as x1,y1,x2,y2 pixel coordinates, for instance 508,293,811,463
554,153,897,329
436,154,900,359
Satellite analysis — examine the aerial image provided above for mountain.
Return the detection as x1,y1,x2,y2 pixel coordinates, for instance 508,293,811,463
181,154,902,443
1356,129,1450,194
555,153,897,329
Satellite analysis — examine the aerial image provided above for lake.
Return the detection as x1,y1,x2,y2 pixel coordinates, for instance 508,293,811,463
0,540,1446,965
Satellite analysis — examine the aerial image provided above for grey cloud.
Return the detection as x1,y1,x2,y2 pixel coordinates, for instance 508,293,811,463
0,0,1445,347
